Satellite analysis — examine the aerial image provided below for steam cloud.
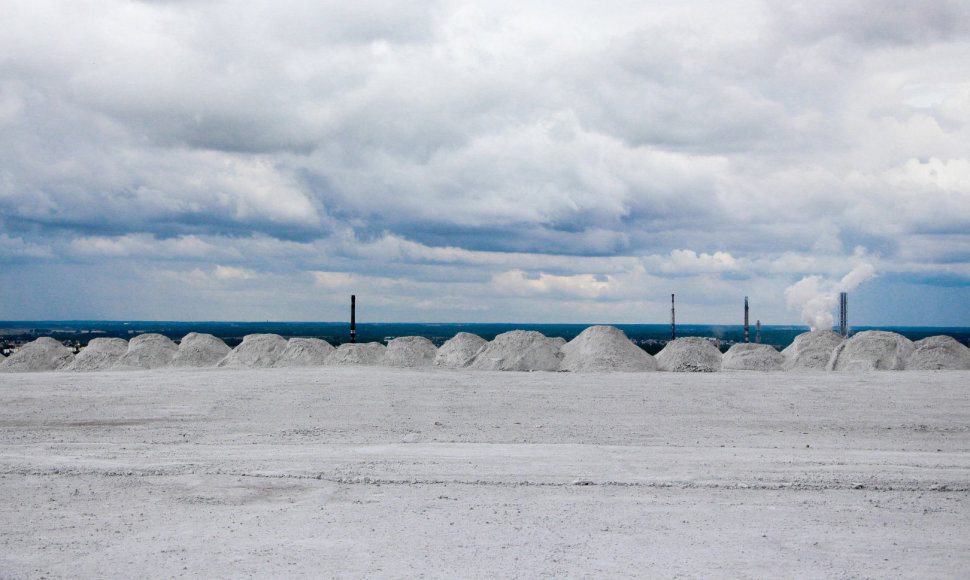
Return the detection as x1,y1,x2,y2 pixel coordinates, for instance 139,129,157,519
785,263,876,331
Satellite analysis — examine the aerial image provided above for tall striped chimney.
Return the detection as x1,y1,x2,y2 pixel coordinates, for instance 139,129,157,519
744,296,750,343
839,292,848,338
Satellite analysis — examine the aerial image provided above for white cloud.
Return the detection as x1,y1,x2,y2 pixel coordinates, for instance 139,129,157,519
837,262,877,293
414,298,490,312
71,234,241,260
492,270,614,299
213,265,259,281
0,233,54,260
311,271,358,289
660,250,742,274
883,157,970,192
785,262,877,330
311,270,403,291
0,0,968,324
784,275,836,331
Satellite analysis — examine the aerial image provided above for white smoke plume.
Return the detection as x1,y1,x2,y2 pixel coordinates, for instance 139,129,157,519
785,263,876,331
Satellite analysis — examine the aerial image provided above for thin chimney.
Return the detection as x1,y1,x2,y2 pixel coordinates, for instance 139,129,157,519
839,292,848,338
350,294,356,344
670,293,676,341
744,296,750,343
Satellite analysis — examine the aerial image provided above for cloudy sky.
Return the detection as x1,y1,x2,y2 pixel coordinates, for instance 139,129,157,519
2,0,969,326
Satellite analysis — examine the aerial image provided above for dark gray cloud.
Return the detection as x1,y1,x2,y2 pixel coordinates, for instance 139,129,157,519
773,0,970,47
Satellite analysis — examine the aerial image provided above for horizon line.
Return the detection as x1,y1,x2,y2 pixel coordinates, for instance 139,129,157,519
2,320,970,330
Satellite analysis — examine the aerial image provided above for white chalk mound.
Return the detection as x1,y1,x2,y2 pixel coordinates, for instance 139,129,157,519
383,336,437,367
171,333,231,368
828,330,914,371
560,325,656,372
906,335,970,370
468,330,564,372
115,334,177,369
0,337,74,372
66,337,129,371
656,337,722,372
326,342,387,366
276,338,335,367
722,343,785,371
434,333,487,368
782,330,844,371
218,334,288,368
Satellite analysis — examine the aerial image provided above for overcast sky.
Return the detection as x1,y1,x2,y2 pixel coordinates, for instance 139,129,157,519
2,0,969,326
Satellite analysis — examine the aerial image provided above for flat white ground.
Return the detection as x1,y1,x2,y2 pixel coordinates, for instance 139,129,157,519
1,367,968,578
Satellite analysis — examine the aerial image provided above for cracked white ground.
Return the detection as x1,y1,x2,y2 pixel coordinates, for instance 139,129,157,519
2,367,968,578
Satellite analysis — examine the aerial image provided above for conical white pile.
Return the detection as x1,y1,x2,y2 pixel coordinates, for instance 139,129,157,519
434,333,487,368
218,334,288,368
383,336,437,367
655,337,722,372
326,342,386,366
906,336,970,370
115,334,177,369
722,343,785,371
67,337,129,371
4,327,966,374
276,338,335,367
560,325,656,372
171,333,231,368
782,330,844,370
468,330,564,371
829,330,914,371
0,337,74,372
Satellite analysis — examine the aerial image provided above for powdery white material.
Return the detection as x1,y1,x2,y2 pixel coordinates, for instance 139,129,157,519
67,338,129,371
655,337,722,372
433,333,487,368
3,368,969,578
722,343,785,371
115,334,178,369
560,326,656,372
782,330,844,370
828,330,915,371
468,330,564,372
0,337,74,372
171,333,232,368
218,334,288,368
275,338,335,367
326,342,387,366
383,336,437,367
906,336,970,370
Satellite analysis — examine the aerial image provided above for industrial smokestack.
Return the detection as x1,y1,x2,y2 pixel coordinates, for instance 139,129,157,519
350,294,357,344
670,293,676,341
785,263,874,331
839,292,848,338
744,296,750,343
